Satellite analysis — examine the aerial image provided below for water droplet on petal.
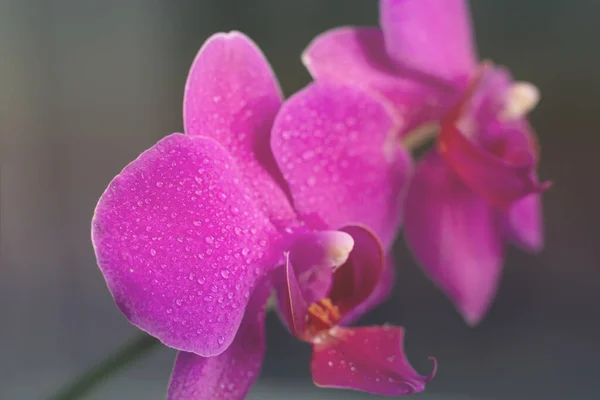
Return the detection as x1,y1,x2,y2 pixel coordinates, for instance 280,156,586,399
217,336,225,344
220,270,230,279
150,248,157,256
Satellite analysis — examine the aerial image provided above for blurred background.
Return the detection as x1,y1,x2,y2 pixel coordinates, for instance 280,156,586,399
2,0,599,399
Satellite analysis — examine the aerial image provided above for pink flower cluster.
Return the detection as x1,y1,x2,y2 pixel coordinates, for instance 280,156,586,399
92,1,548,398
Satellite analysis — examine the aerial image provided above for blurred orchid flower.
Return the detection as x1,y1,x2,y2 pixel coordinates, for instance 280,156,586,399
92,31,428,399
303,0,549,325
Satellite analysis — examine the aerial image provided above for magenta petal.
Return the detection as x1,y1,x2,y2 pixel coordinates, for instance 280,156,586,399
379,0,477,82
311,326,436,396
302,27,453,131
341,254,396,325
404,152,504,325
92,133,282,355
505,193,544,252
167,278,271,400
272,81,412,247
183,31,295,227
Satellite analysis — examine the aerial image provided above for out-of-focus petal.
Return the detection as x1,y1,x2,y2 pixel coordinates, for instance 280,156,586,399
330,225,385,316
439,101,549,210
341,254,396,325
379,0,477,82
183,31,295,227
92,133,282,356
404,152,504,325
302,27,455,133
505,193,544,252
272,81,412,247
311,326,436,396
167,277,272,400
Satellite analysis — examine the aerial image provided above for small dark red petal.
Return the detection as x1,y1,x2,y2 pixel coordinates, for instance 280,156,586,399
328,225,385,316
311,326,436,396
438,65,549,210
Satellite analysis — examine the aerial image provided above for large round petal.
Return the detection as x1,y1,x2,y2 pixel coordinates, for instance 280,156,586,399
92,133,283,356
271,81,412,247
302,27,455,133
311,326,436,396
183,31,295,227
167,277,272,400
404,152,504,325
379,0,477,82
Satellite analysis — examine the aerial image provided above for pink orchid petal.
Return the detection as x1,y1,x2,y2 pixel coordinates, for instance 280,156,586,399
506,193,544,253
439,91,549,210
92,133,282,355
311,326,436,396
330,225,386,316
183,31,295,227
379,0,477,82
341,254,396,325
302,27,454,132
404,152,504,325
167,277,271,400
271,81,412,247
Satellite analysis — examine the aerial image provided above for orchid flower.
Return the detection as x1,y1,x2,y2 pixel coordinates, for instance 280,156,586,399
302,0,549,325
92,31,432,399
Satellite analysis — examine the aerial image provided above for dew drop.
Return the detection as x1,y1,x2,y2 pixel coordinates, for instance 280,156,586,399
217,336,225,345
205,236,214,244
175,299,183,306
220,270,230,279
155,181,164,188
197,276,206,284
150,248,157,256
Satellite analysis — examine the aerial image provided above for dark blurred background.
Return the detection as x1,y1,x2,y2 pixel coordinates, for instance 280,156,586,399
2,0,599,399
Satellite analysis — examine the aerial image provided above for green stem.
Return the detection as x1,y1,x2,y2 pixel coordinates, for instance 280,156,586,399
49,334,160,400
